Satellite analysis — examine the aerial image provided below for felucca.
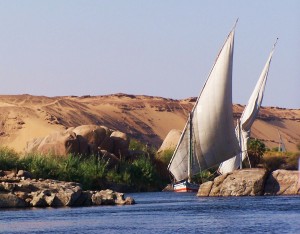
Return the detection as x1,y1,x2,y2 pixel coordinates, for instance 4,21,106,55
167,21,240,192
218,39,278,174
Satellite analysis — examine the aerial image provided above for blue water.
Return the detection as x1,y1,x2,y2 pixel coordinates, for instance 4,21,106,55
0,192,300,233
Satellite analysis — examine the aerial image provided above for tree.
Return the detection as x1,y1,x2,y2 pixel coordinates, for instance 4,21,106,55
247,139,266,167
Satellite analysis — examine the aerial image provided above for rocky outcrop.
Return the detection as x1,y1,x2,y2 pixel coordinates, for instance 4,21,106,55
197,168,268,197
25,125,129,160
264,169,300,195
0,170,135,209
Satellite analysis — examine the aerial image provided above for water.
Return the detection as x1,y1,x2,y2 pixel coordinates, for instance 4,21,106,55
0,192,300,233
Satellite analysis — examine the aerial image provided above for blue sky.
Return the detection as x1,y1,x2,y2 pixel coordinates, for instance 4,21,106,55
0,0,299,108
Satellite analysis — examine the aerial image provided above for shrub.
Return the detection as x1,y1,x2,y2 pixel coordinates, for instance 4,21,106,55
248,139,266,167
263,155,285,171
0,147,20,170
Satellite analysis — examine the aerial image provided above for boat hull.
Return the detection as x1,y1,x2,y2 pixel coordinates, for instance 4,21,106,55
173,181,199,192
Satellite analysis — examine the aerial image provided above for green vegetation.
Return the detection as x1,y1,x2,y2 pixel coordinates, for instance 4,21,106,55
263,151,299,171
247,139,299,171
247,139,266,167
0,140,164,192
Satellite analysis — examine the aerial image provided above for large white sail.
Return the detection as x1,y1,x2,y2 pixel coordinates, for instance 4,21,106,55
168,26,240,181
218,40,277,174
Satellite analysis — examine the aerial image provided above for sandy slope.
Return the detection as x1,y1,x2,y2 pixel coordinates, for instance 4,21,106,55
0,94,299,153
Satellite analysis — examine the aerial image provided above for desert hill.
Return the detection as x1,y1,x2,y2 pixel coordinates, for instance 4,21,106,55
0,93,299,153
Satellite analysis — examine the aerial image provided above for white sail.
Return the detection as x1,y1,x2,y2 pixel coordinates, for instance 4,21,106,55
218,40,277,174
168,26,240,181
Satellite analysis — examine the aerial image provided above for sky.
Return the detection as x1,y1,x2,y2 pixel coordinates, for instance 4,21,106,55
0,0,299,108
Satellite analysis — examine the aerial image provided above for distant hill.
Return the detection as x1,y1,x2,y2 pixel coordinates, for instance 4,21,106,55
0,93,299,152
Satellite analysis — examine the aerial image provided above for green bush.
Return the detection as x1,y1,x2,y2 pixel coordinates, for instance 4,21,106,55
248,139,266,167
0,147,19,170
263,155,285,171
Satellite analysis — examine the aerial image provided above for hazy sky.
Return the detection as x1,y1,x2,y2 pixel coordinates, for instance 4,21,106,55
0,1,299,108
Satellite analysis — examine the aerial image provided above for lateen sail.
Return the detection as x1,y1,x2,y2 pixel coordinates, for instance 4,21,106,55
168,26,240,181
218,39,278,174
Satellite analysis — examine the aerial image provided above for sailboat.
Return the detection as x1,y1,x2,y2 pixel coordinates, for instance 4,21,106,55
167,22,241,192
218,39,277,174
277,129,286,152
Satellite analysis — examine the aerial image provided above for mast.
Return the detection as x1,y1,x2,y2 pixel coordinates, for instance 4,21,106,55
237,119,242,169
188,113,192,183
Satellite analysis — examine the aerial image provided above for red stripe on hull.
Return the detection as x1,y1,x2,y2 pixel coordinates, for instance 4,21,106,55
174,187,198,192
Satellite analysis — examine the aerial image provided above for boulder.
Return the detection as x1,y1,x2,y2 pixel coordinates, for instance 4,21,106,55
209,174,229,196
17,170,33,179
197,181,213,197
157,129,181,155
124,197,135,205
52,186,82,207
99,150,120,168
219,169,267,196
73,191,93,206
110,131,129,159
73,125,109,154
30,191,49,207
264,169,300,195
197,168,268,197
92,189,115,205
37,130,84,156
0,193,28,208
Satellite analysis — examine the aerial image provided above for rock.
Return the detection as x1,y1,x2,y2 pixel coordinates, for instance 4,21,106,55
209,174,229,196
197,168,268,197
124,197,135,205
24,125,130,158
92,189,115,205
3,170,16,178
110,131,129,159
37,130,81,156
0,172,135,209
162,184,174,192
52,186,82,207
264,169,300,195
73,125,109,154
157,129,181,155
99,150,120,168
17,170,32,179
197,181,213,197
0,193,28,208
73,191,93,206
30,191,48,207
14,191,29,201
219,169,267,196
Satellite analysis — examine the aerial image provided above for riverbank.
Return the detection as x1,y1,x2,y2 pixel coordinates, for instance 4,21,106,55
0,170,134,209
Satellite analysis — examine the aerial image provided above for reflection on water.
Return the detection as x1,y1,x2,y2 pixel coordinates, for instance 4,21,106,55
0,192,300,233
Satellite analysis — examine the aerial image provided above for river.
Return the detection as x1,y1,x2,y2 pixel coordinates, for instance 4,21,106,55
1,192,300,233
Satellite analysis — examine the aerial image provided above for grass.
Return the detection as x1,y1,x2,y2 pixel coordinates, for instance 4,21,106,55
0,144,163,192
263,151,299,171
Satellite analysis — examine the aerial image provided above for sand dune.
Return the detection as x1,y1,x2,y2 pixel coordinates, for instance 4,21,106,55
0,94,299,153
